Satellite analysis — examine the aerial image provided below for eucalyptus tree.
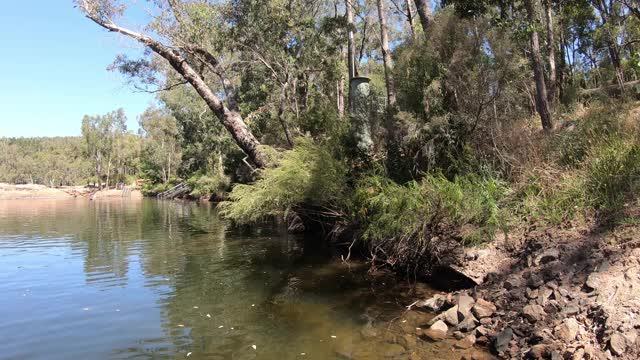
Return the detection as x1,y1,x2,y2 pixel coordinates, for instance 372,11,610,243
81,109,128,188
138,107,182,184
76,0,269,168
414,0,434,37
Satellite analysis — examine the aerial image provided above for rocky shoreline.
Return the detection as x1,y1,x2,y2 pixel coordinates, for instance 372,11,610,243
406,222,640,359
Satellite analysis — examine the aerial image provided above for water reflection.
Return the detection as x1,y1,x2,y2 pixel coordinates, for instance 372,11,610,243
0,199,470,360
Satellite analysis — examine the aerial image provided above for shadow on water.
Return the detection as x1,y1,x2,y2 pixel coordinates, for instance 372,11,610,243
0,199,476,360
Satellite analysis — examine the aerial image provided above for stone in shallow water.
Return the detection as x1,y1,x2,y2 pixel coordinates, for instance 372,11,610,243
443,305,460,326
430,320,448,333
457,314,478,332
422,329,447,342
381,343,406,358
454,334,476,349
457,294,475,319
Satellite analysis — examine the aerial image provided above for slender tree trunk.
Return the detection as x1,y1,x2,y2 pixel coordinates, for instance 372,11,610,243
607,41,626,94
81,15,268,168
544,0,557,105
414,0,433,38
346,0,357,82
525,0,554,132
278,85,295,148
337,76,346,118
405,0,416,40
558,12,567,102
377,0,397,109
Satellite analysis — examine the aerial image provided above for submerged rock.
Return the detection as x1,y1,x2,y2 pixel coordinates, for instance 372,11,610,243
443,305,460,326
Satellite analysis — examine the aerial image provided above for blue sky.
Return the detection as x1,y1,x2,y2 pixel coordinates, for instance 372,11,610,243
0,1,155,137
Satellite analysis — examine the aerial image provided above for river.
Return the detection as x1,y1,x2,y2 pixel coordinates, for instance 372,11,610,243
0,199,472,359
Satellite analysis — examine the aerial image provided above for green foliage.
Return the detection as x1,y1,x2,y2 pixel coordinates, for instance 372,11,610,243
0,137,90,186
584,139,640,210
352,173,508,246
520,102,640,223
218,139,347,223
187,173,231,199
554,104,623,167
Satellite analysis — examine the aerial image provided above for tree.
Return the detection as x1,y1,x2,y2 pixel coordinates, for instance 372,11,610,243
81,109,128,188
414,0,434,37
377,0,398,109
139,108,182,184
76,0,268,168
525,0,554,131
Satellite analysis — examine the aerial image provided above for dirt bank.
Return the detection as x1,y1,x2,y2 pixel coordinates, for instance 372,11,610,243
0,183,142,200
408,219,640,359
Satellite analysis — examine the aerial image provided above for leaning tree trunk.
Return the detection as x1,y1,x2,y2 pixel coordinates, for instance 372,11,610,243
414,0,433,39
80,13,268,168
525,0,554,132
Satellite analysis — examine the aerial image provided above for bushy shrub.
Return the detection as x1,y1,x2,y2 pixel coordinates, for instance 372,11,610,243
584,139,640,210
218,139,347,224
349,173,509,270
187,173,230,199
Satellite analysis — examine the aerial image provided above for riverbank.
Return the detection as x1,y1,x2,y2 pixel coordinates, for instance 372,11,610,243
408,218,640,359
0,183,142,200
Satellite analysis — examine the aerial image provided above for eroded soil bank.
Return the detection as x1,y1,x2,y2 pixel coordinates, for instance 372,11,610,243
409,219,640,360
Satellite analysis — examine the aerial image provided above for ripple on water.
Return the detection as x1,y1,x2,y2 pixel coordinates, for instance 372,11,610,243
0,199,484,360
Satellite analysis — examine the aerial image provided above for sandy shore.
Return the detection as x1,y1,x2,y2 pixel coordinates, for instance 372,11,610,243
0,183,141,200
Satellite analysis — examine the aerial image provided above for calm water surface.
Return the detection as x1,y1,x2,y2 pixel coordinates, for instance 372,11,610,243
0,199,467,360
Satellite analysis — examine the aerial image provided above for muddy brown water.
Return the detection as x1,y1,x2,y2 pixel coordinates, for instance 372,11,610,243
0,199,475,359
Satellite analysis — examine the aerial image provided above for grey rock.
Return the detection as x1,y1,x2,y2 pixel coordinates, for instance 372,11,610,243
430,320,448,333
454,334,476,349
522,304,546,323
494,327,513,353
535,249,560,265
473,298,497,319
609,332,627,356
457,314,478,332
457,294,475,319
526,288,539,300
527,344,548,359
554,318,579,342
443,305,460,326
475,326,490,337
417,294,447,312
504,277,521,290
571,348,585,360
527,275,544,289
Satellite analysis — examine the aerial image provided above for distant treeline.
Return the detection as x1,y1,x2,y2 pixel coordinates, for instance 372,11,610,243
0,107,194,192
0,137,90,186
